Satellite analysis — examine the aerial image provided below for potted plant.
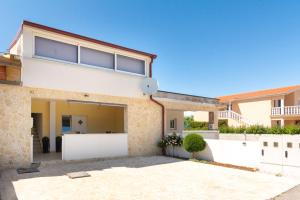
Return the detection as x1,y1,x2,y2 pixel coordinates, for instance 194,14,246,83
56,136,62,152
157,133,183,157
42,136,50,153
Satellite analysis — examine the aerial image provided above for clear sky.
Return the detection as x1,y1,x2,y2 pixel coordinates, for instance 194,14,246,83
1,0,300,97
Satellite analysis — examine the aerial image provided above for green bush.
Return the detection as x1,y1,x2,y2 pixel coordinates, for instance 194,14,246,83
184,116,208,130
219,125,300,135
183,134,206,158
190,121,208,130
218,119,228,128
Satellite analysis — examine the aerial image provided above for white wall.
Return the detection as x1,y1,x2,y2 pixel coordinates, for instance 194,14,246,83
259,135,300,176
167,139,260,168
62,134,128,160
18,26,151,98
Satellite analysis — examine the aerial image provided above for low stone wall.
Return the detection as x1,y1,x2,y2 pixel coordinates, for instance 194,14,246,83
183,130,219,139
219,133,260,141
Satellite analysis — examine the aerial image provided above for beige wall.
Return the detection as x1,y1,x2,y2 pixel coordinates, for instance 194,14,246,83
193,111,209,122
230,98,272,127
31,99,50,137
0,85,32,169
166,110,184,134
0,85,163,169
55,101,124,134
31,99,124,137
285,93,295,106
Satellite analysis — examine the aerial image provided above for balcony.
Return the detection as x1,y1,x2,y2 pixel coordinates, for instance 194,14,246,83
271,106,300,116
0,54,22,85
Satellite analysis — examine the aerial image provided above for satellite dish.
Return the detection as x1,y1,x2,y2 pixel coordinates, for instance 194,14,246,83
142,78,159,95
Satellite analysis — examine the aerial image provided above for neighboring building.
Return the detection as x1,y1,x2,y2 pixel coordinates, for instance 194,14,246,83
0,21,221,169
194,85,300,127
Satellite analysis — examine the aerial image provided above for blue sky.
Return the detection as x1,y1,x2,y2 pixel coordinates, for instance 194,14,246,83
1,0,300,97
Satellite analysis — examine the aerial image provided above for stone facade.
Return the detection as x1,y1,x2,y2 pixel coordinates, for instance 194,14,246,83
0,84,162,169
0,85,32,169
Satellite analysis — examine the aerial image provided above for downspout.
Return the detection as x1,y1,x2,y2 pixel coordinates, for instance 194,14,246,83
149,57,165,140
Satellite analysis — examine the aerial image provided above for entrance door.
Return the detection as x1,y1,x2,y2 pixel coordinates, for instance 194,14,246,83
71,115,87,134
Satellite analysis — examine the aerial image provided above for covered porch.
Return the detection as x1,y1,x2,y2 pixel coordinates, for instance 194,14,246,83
152,91,222,136
31,98,128,162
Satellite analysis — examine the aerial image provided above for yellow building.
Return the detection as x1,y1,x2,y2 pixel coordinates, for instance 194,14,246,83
194,85,300,127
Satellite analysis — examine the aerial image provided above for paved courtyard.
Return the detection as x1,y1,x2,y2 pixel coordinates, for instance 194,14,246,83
0,156,299,200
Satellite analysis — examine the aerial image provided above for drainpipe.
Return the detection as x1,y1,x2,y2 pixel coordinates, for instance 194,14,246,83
148,58,165,140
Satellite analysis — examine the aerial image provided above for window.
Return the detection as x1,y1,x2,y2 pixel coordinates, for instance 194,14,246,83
80,47,114,69
62,116,72,133
263,142,268,147
273,142,279,148
170,119,177,130
273,99,281,107
35,36,78,63
287,142,293,148
117,55,145,75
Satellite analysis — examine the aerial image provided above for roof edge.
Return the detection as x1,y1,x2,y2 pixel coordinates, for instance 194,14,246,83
218,84,300,103
9,20,157,59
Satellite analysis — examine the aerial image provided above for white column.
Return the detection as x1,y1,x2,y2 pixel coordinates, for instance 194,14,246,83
280,119,285,128
228,102,232,111
214,111,219,130
50,101,56,152
280,98,285,115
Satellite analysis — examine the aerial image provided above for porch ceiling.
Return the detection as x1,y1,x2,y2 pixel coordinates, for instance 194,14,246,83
153,91,225,111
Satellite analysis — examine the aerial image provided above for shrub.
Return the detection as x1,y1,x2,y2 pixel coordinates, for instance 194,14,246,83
183,134,206,158
245,125,267,134
190,121,208,130
219,125,300,135
184,116,208,130
218,119,228,128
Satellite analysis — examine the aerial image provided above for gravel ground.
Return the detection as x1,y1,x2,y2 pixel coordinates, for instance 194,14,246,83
0,156,299,200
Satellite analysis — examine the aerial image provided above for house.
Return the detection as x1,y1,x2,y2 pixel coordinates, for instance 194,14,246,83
0,21,221,169
194,85,300,127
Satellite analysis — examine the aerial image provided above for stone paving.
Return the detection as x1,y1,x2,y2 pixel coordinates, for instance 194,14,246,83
0,156,299,200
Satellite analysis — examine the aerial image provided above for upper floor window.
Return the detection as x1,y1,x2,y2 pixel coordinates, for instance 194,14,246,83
273,99,281,107
34,36,146,76
35,36,78,63
117,55,145,75
80,47,114,69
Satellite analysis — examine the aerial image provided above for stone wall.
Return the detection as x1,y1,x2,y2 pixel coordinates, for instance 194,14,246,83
0,85,32,169
0,85,163,169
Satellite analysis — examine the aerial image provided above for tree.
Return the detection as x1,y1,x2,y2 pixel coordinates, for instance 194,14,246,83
183,134,206,158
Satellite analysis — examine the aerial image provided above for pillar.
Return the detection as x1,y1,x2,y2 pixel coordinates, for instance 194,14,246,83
280,119,285,128
280,98,285,115
49,100,56,152
209,111,219,130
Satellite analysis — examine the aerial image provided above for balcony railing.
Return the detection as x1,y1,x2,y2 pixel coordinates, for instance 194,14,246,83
271,106,300,116
219,110,259,126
